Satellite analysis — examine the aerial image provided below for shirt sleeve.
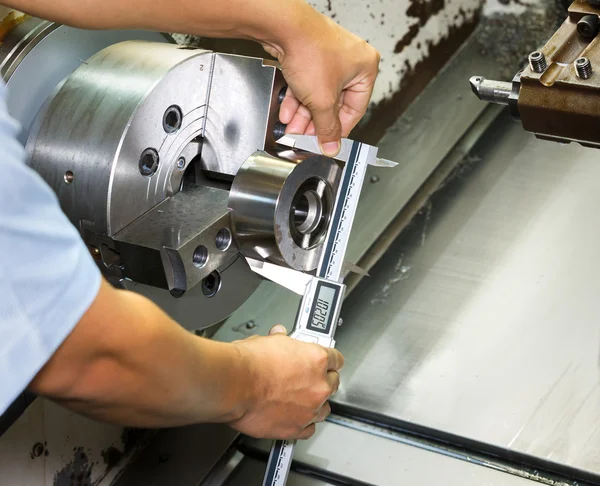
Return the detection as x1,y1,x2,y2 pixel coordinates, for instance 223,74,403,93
0,82,102,414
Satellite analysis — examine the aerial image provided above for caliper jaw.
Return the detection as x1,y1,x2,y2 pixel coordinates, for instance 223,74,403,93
245,258,311,297
277,134,398,167
246,257,343,348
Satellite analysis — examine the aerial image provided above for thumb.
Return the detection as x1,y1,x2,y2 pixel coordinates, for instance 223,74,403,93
269,324,288,335
310,101,342,157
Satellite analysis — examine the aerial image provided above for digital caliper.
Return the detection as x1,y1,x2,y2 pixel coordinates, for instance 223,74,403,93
247,134,396,486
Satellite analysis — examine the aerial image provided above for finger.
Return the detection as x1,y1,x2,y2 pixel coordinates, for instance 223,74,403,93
269,324,287,335
297,423,316,440
305,120,316,136
325,347,344,372
314,401,331,423
338,102,367,138
279,88,301,124
338,84,373,137
326,371,340,395
308,96,342,157
285,104,312,135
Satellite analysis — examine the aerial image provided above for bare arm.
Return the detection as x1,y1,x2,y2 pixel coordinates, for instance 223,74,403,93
30,279,248,428
2,0,380,155
30,279,343,439
1,0,312,51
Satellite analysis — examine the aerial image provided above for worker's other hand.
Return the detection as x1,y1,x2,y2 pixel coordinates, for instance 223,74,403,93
265,8,380,157
229,324,343,440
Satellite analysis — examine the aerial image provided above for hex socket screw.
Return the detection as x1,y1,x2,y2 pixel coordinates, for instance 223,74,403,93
576,57,593,79
577,15,600,40
529,51,548,73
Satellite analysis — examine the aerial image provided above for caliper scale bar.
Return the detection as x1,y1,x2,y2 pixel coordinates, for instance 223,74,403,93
251,135,394,486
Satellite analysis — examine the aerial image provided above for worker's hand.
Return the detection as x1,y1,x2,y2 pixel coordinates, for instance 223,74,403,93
264,8,380,157
229,324,344,440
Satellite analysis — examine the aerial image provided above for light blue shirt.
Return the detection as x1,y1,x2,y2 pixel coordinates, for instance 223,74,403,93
0,82,101,413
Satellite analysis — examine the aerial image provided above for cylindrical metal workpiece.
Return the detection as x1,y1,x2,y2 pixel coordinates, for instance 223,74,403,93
576,57,593,79
229,150,341,271
529,51,547,73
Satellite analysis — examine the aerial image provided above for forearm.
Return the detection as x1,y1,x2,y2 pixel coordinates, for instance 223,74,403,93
2,0,321,54
30,279,253,428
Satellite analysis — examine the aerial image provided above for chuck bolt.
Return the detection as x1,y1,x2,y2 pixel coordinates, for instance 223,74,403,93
576,57,593,79
529,51,547,73
578,15,600,40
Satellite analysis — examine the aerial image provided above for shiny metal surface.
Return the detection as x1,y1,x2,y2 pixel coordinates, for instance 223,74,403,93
114,186,238,292
346,35,502,266
241,420,540,486
24,39,289,327
0,18,58,80
1,22,257,328
469,73,522,120
469,77,513,103
202,53,282,177
277,134,398,168
229,150,341,271
216,33,512,343
0,19,165,144
334,112,600,477
28,40,213,236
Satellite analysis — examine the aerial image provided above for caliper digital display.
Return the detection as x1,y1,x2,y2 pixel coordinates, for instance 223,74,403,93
306,281,341,335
